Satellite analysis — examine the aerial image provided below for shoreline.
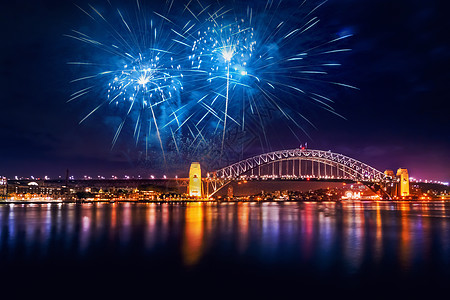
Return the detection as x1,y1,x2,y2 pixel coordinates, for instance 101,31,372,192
1,198,448,205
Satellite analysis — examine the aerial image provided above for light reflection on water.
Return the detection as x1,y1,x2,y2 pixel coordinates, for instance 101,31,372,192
1,201,450,283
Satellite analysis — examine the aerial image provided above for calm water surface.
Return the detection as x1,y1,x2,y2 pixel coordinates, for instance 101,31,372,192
1,201,450,298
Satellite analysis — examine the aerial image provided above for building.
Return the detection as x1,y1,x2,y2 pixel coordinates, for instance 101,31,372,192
188,162,203,197
0,176,7,199
227,185,233,199
6,180,65,200
396,168,410,197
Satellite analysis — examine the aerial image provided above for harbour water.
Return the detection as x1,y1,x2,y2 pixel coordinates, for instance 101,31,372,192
1,201,450,298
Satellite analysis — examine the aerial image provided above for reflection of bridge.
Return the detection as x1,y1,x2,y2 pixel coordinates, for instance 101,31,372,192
205,148,390,198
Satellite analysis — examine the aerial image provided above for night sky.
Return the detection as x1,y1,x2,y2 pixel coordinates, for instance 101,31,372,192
0,0,449,181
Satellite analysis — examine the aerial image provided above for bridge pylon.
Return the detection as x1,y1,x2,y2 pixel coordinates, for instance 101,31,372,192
188,162,203,198
396,168,410,197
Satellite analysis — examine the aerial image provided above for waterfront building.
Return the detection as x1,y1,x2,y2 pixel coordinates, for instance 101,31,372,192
227,185,233,199
0,177,6,199
6,180,65,200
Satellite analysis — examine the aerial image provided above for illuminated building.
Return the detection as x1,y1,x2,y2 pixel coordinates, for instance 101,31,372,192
227,185,233,199
396,168,410,197
5,180,67,200
0,176,6,199
188,162,203,197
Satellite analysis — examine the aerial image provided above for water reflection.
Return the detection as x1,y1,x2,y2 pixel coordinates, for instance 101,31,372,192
399,202,412,271
183,203,204,266
374,202,383,263
145,203,157,249
1,201,450,280
302,203,314,260
237,203,249,254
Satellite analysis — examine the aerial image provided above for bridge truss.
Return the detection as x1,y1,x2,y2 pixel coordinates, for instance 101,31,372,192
206,148,389,198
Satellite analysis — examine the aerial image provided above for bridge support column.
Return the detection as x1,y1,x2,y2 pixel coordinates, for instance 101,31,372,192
189,162,203,198
396,168,410,197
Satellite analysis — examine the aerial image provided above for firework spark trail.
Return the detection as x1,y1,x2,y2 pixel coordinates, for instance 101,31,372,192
175,0,355,161
223,59,230,155
67,0,190,162
67,0,355,166
180,4,258,155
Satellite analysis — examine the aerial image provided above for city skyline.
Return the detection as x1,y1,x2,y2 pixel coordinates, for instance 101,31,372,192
1,0,448,181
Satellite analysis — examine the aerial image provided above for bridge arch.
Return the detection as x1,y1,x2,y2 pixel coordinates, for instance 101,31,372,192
213,148,387,183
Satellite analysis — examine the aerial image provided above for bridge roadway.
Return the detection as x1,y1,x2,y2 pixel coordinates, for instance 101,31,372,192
11,178,189,192
11,177,355,187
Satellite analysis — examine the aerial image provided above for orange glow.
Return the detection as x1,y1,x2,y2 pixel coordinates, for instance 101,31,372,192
303,203,314,259
182,203,205,266
145,204,157,249
399,203,412,270
374,202,383,262
237,203,250,253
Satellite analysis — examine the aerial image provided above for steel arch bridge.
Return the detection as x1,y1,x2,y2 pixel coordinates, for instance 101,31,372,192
206,148,389,197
